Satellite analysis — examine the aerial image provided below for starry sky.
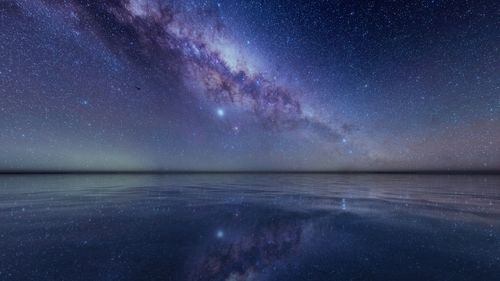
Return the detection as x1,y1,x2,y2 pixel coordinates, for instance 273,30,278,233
0,0,499,172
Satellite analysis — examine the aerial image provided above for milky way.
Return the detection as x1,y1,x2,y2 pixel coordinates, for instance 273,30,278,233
1,0,499,171
69,0,345,140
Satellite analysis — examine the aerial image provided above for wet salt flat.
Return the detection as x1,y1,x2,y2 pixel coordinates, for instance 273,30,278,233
0,174,499,281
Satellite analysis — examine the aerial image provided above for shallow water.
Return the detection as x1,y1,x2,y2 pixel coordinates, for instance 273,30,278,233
0,174,499,280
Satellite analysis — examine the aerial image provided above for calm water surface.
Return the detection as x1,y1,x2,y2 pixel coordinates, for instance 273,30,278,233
0,174,499,280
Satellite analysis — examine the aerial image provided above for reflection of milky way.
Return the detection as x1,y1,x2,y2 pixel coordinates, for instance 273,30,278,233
66,0,344,141
190,218,305,281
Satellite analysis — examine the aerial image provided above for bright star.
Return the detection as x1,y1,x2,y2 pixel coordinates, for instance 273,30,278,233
216,108,225,117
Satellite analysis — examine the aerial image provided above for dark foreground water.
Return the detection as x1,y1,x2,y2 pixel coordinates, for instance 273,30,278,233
0,174,499,281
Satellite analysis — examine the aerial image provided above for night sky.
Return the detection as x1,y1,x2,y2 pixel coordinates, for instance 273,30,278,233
1,0,499,171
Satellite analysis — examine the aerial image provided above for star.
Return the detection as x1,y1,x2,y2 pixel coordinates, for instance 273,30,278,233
216,108,225,118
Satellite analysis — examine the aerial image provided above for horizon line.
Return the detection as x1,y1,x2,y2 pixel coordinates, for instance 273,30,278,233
0,170,499,175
